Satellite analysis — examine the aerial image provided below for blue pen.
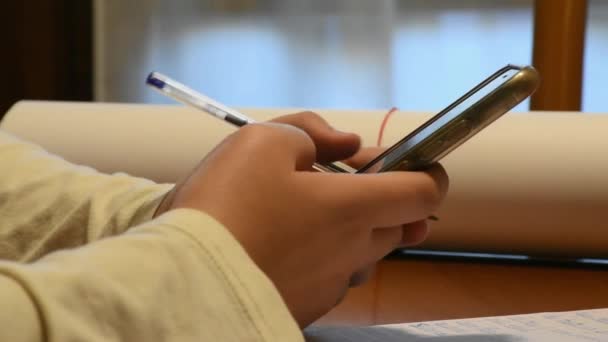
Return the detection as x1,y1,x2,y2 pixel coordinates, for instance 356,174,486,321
146,72,354,173
146,72,438,221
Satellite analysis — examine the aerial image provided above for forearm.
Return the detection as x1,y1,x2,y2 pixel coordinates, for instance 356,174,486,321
0,209,302,342
0,131,172,262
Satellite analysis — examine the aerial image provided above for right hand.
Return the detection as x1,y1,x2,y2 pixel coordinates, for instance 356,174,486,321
157,112,448,327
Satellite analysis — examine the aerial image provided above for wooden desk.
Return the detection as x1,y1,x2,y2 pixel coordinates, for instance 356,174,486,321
316,258,608,326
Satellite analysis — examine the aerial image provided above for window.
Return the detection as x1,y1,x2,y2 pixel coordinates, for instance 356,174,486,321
95,0,535,111
583,0,608,112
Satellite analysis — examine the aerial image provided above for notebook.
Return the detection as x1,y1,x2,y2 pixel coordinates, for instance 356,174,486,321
305,309,608,341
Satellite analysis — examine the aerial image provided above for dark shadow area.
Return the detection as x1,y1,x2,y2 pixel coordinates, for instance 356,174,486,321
386,249,608,270
0,0,93,119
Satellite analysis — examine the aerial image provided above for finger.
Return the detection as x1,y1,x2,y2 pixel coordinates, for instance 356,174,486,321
271,111,361,163
400,220,430,247
351,222,428,288
235,123,317,171
425,163,449,199
309,163,449,227
368,226,403,262
342,147,384,169
351,222,429,288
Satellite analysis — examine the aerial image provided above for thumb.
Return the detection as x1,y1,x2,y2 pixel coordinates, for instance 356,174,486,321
271,111,361,163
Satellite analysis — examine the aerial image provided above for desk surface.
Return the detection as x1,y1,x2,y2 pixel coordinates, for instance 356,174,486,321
316,258,608,326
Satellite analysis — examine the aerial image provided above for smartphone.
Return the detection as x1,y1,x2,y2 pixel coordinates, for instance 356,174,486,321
357,65,540,173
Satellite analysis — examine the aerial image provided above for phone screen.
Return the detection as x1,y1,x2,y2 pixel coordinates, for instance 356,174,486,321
357,66,524,173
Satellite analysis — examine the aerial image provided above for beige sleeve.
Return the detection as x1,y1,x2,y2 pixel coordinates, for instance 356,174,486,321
0,131,173,262
0,210,303,341
0,131,302,341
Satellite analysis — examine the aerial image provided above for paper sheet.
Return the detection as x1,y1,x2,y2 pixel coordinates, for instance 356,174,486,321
2,101,608,258
305,309,608,341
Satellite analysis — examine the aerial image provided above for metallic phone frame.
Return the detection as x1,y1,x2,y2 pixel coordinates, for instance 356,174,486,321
357,65,540,173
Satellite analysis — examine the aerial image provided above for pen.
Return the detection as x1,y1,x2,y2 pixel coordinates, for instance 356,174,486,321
146,72,353,174
145,72,438,221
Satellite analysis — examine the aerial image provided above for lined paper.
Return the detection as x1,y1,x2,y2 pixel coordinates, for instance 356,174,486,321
306,309,608,342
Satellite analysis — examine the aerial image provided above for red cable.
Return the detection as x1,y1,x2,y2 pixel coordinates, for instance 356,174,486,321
377,107,398,147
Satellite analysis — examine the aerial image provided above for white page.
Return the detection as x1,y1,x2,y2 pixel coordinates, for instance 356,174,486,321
305,309,608,342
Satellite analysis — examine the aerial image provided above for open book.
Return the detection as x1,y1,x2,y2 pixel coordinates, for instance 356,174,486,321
305,309,608,341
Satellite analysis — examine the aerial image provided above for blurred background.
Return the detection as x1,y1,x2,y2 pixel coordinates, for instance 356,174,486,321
1,0,606,116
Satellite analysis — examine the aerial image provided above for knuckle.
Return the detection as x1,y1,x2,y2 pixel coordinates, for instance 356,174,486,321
296,111,330,130
297,111,325,123
237,123,267,137
239,122,317,162
411,175,444,213
234,124,267,143
274,111,326,127
280,123,316,150
232,124,284,151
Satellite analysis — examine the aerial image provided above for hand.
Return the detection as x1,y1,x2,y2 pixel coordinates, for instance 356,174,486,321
344,147,434,248
342,147,439,286
156,112,448,327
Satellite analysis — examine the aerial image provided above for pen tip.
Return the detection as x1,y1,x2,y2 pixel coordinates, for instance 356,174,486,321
146,72,166,89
